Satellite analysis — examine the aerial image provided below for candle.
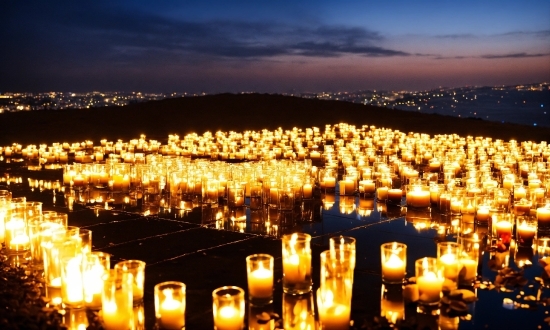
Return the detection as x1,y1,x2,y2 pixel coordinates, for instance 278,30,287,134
282,233,312,294
517,220,536,246
537,207,550,223
247,254,274,301
495,220,513,245
387,189,402,203
215,306,243,330
359,180,375,194
406,187,430,208
63,255,84,306
302,183,313,199
476,206,490,222
460,258,477,283
324,177,336,189
377,186,388,201
417,271,442,304
158,289,185,329
382,254,405,283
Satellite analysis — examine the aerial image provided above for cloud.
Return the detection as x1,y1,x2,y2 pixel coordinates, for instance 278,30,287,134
479,52,550,59
435,34,477,39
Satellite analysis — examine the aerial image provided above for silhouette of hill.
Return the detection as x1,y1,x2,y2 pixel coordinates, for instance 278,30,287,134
0,93,548,146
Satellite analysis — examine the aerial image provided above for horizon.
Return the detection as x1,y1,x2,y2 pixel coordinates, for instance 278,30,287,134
2,81,548,96
1,1,549,93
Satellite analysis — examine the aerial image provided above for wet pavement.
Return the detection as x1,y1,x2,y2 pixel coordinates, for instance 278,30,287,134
2,162,550,330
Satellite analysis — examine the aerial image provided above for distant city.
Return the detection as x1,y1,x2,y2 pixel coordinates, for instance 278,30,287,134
1,82,548,127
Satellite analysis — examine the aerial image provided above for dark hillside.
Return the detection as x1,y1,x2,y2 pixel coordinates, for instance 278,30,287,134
0,93,548,145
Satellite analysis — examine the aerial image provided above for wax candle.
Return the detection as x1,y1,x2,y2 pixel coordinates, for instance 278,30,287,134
407,187,430,208
158,289,185,329
248,262,273,299
417,271,442,304
537,207,550,223
324,177,336,189
377,186,388,201
382,254,405,283
215,306,243,330
517,221,536,246
460,258,477,283
476,206,490,222
302,183,313,199
387,189,402,203
359,180,376,194
63,255,84,306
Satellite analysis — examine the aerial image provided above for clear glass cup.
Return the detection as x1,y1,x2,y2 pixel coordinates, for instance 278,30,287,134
155,281,186,330
212,286,245,330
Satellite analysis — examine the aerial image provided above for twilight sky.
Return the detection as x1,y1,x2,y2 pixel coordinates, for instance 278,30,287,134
1,0,549,93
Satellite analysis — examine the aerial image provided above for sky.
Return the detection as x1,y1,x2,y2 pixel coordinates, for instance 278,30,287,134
1,0,549,93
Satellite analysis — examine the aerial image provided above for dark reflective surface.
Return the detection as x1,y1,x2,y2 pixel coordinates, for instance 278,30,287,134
2,162,550,330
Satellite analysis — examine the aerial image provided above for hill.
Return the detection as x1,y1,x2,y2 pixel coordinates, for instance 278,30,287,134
0,93,548,146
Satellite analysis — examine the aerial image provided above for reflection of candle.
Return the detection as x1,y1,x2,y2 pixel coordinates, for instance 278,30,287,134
215,306,242,330
158,289,185,330
382,254,405,283
248,262,273,299
102,301,132,330
318,290,350,330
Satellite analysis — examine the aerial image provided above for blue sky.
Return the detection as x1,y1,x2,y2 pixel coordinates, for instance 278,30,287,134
1,0,548,93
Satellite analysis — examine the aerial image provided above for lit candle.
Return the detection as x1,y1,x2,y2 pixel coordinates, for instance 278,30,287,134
302,183,313,199
377,186,388,201
406,187,430,208
382,253,405,283
517,220,536,246
158,289,185,330
537,207,550,223
460,258,477,283
248,261,273,299
387,189,402,203
215,306,243,330
417,270,442,304
476,206,490,222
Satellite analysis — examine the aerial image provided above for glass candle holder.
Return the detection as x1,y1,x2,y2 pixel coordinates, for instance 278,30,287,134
320,249,354,300
212,286,245,330
406,184,431,209
155,281,186,330
516,215,537,247
493,188,510,212
359,179,376,198
492,213,514,248
437,242,461,291
329,235,356,271
282,233,312,294
277,186,295,211
203,179,219,205
228,187,245,208
102,269,134,330
537,204,550,232
457,237,479,285
114,260,146,303
387,188,403,205
84,252,110,309
380,242,407,284
246,254,274,305
415,257,443,306
249,182,263,210
61,254,85,308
